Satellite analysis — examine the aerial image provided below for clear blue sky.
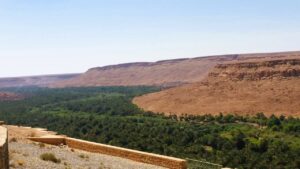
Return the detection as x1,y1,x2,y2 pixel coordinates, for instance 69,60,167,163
0,0,299,77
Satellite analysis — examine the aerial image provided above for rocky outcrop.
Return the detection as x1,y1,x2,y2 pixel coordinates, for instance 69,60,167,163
209,59,300,81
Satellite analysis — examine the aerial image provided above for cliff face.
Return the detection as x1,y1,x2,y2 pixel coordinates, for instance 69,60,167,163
51,55,238,88
51,51,300,88
210,59,300,81
133,58,300,117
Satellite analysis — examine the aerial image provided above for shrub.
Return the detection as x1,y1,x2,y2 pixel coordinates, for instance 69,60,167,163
17,159,25,166
79,154,89,159
9,137,17,143
40,153,61,163
39,143,46,148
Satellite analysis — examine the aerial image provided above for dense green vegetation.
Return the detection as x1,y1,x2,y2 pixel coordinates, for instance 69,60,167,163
0,86,299,169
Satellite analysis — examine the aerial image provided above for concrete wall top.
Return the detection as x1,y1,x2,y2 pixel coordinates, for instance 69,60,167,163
0,126,9,169
67,137,186,163
0,126,7,146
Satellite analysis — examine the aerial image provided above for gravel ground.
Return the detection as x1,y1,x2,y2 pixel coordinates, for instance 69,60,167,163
6,126,166,169
9,140,166,169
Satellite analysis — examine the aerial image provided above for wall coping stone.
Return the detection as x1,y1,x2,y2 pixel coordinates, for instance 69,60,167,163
0,127,7,146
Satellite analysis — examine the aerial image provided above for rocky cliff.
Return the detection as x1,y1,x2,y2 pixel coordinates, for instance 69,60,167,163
210,59,300,81
51,51,300,88
133,58,300,117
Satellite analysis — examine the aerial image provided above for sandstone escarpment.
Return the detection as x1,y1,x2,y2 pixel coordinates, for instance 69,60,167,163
52,51,300,88
133,58,300,117
210,59,300,81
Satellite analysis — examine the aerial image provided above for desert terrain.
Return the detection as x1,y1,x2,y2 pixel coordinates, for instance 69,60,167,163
0,52,299,169
51,51,300,88
133,58,300,117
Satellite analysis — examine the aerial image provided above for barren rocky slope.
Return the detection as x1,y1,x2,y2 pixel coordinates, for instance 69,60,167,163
133,58,300,117
0,74,79,88
52,51,300,87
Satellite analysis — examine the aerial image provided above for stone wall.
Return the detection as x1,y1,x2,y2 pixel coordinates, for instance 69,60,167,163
66,138,187,169
29,136,187,169
0,126,9,169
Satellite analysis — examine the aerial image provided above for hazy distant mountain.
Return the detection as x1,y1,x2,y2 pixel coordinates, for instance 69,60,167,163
0,74,80,88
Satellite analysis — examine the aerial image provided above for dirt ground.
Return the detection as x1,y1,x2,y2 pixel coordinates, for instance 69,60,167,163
6,125,165,169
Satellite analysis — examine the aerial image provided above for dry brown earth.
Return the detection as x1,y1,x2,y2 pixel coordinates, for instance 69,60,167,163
133,58,300,117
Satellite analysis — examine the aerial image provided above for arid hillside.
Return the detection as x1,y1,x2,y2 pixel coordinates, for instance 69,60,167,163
0,74,80,88
51,51,300,88
133,58,300,117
